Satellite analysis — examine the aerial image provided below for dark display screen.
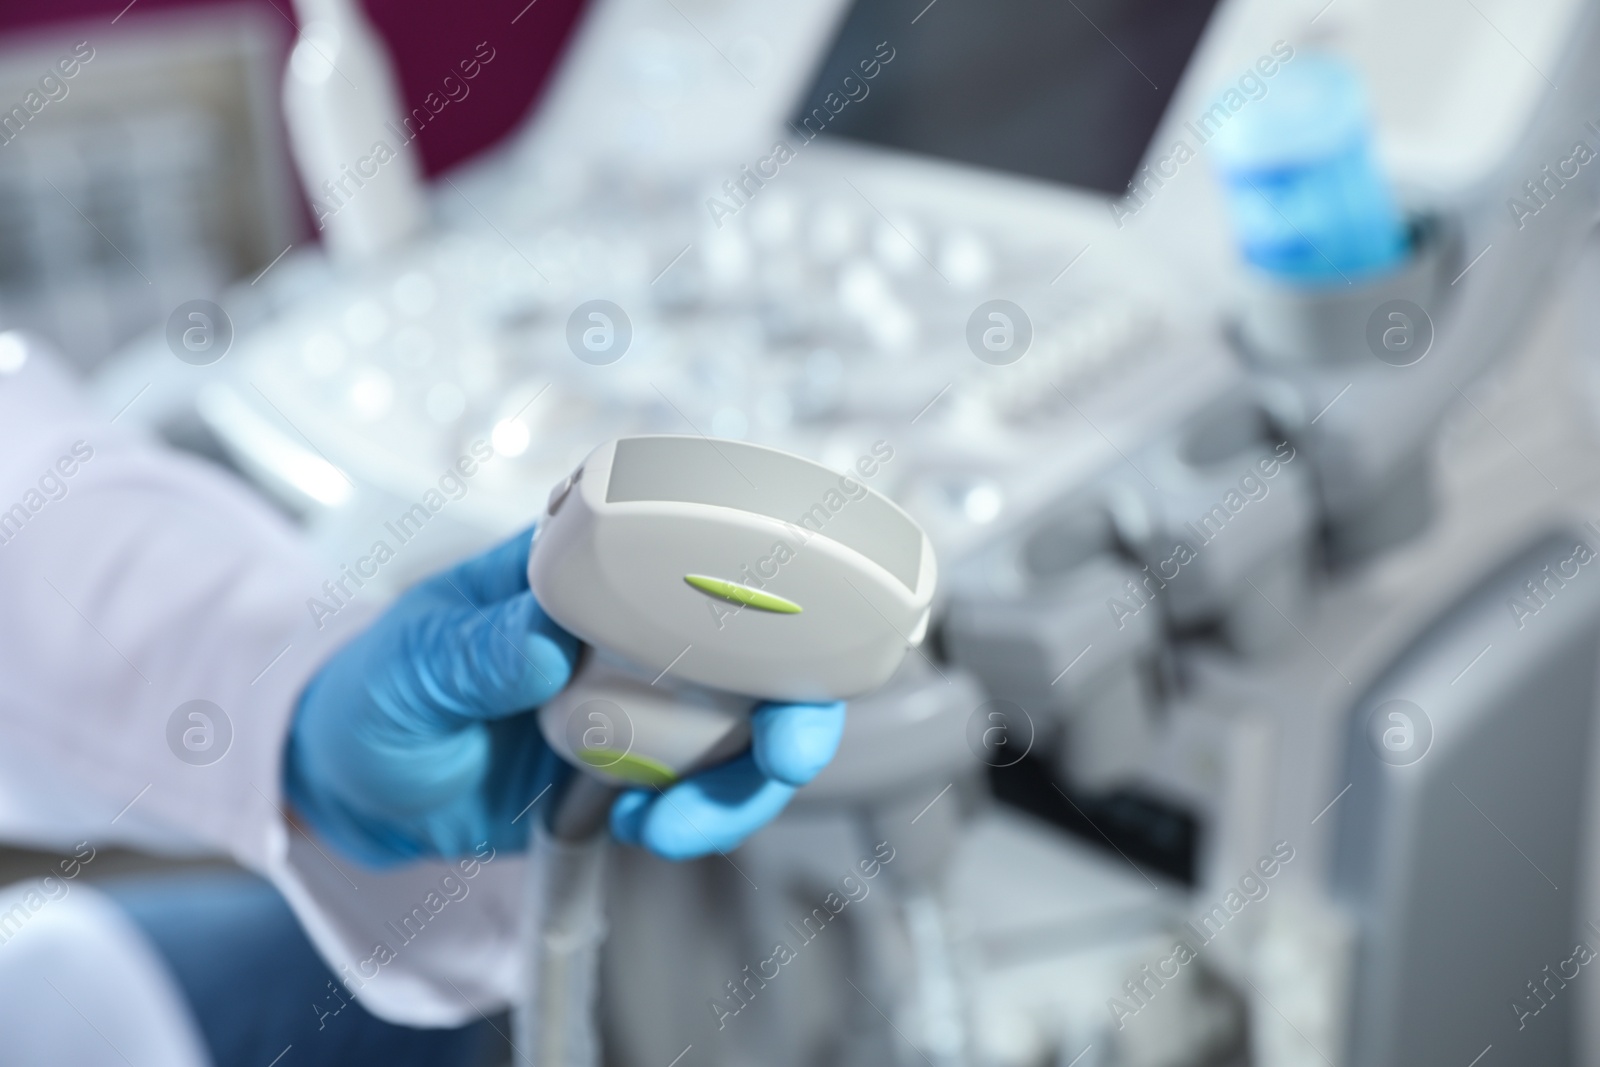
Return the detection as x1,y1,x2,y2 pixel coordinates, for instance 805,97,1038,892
792,0,1222,195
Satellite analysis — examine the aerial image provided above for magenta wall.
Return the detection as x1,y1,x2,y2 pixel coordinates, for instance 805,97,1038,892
0,0,590,177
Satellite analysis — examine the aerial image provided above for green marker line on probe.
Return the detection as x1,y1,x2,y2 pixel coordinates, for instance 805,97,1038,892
683,574,803,614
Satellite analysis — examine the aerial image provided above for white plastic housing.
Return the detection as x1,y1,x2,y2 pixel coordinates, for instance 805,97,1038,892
528,436,938,704
283,0,426,261
537,652,755,788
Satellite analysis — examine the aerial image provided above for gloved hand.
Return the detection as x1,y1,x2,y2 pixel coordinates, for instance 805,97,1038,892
285,529,846,866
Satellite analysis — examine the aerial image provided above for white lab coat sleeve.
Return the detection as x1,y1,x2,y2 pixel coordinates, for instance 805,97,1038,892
0,343,529,1027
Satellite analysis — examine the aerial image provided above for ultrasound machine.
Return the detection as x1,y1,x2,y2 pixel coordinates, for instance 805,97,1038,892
94,0,1600,1063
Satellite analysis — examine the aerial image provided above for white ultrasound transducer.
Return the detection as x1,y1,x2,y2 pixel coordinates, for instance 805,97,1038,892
528,435,938,788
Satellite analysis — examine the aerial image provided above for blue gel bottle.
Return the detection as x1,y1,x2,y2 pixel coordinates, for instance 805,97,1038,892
1207,53,1408,285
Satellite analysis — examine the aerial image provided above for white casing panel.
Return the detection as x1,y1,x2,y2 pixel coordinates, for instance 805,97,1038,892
537,651,754,787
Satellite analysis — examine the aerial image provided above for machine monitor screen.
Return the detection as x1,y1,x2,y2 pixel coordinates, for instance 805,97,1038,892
793,0,1223,196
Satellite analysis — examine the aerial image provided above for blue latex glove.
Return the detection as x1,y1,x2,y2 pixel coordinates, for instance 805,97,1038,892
284,529,846,866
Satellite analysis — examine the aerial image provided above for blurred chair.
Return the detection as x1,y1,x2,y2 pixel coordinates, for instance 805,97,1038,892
105,870,498,1067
